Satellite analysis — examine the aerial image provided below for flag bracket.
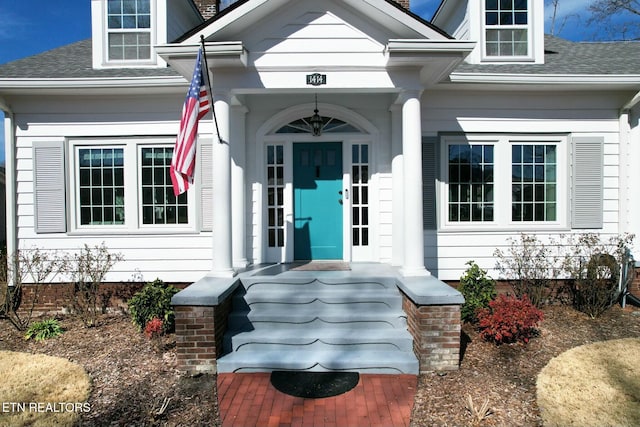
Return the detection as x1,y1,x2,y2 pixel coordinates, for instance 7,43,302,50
201,35,225,145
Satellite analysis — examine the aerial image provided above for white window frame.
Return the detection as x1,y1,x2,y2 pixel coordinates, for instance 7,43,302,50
137,143,195,230
102,0,157,67
69,138,196,234
439,134,568,232
482,0,533,62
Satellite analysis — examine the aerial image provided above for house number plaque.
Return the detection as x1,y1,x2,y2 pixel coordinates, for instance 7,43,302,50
306,73,327,86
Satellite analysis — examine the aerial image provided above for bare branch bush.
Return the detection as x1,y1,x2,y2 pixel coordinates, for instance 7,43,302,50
0,247,68,330
494,234,565,307
66,243,124,327
562,233,634,318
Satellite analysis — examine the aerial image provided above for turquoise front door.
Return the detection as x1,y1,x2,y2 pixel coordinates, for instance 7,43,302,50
293,142,343,260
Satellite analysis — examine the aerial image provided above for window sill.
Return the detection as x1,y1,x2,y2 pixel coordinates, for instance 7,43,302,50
67,228,205,236
435,224,571,234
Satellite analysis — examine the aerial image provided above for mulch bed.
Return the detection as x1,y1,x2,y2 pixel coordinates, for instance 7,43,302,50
0,303,639,426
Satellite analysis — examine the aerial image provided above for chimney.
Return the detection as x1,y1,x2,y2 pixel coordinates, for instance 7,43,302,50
194,0,219,20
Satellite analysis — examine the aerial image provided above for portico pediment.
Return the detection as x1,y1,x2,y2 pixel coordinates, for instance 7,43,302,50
158,0,473,89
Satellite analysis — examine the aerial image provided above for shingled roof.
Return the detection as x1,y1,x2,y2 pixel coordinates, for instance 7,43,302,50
0,35,638,80
0,39,179,79
456,35,640,75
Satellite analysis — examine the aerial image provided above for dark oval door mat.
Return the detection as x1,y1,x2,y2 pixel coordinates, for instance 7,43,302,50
270,371,360,398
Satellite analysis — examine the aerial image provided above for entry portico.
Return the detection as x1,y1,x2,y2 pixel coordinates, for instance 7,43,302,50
157,0,474,277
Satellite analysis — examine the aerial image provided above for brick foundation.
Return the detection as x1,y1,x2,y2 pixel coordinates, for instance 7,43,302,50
402,291,461,372
14,282,190,316
630,267,640,298
174,296,232,374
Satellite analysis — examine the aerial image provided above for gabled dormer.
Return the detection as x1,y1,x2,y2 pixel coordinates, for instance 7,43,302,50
432,0,545,64
91,0,205,69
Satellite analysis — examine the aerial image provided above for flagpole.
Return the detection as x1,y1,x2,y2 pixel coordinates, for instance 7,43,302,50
200,35,224,144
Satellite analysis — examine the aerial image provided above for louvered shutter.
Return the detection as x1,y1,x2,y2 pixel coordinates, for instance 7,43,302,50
422,136,438,230
200,140,213,231
33,141,66,233
572,136,604,229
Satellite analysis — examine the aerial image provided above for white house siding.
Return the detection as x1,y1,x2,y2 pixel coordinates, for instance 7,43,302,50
421,89,631,281
12,94,214,283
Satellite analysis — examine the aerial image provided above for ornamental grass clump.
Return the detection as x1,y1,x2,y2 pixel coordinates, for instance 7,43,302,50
477,294,543,344
459,261,497,323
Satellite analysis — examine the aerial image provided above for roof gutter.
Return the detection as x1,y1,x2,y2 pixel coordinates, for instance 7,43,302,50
0,75,187,91
450,73,640,86
0,97,16,276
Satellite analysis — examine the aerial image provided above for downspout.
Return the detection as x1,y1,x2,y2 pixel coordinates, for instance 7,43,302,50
0,97,16,280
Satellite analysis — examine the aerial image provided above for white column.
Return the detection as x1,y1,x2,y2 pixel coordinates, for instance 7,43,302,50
231,104,248,268
400,91,429,277
0,101,16,283
211,92,235,277
390,104,404,267
625,108,640,259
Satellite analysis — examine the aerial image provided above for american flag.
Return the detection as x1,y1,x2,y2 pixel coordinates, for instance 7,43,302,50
170,48,211,196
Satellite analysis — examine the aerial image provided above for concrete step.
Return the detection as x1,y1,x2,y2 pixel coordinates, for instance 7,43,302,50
227,310,408,329
216,349,419,374
225,328,414,353
241,278,395,293
236,289,403,306
219,276,418,375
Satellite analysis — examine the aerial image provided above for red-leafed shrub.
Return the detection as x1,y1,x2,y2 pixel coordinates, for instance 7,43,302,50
477,294,543,344
144,317,164,339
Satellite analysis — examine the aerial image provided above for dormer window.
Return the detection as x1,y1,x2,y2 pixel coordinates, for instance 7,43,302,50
107,0,152,61
484,0,530,58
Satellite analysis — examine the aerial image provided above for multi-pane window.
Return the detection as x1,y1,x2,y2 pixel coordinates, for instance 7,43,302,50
485,0,528,57
442,136,565,229
448,145,494,222
78,148,125,225
267,145,285,247
512,145,557,221
107,0,151,61
140,147,188,225
352,144,369,246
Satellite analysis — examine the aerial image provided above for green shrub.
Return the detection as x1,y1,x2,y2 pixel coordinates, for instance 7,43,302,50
459,261,496,323
128,279,180,333
24,319,63,341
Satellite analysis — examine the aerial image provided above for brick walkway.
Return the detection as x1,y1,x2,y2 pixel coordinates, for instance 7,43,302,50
217,373,417,427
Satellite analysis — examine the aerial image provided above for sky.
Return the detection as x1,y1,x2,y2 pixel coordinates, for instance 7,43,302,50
0,0,634,164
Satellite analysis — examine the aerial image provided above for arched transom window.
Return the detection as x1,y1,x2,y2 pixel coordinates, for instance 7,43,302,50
275,115,362,134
